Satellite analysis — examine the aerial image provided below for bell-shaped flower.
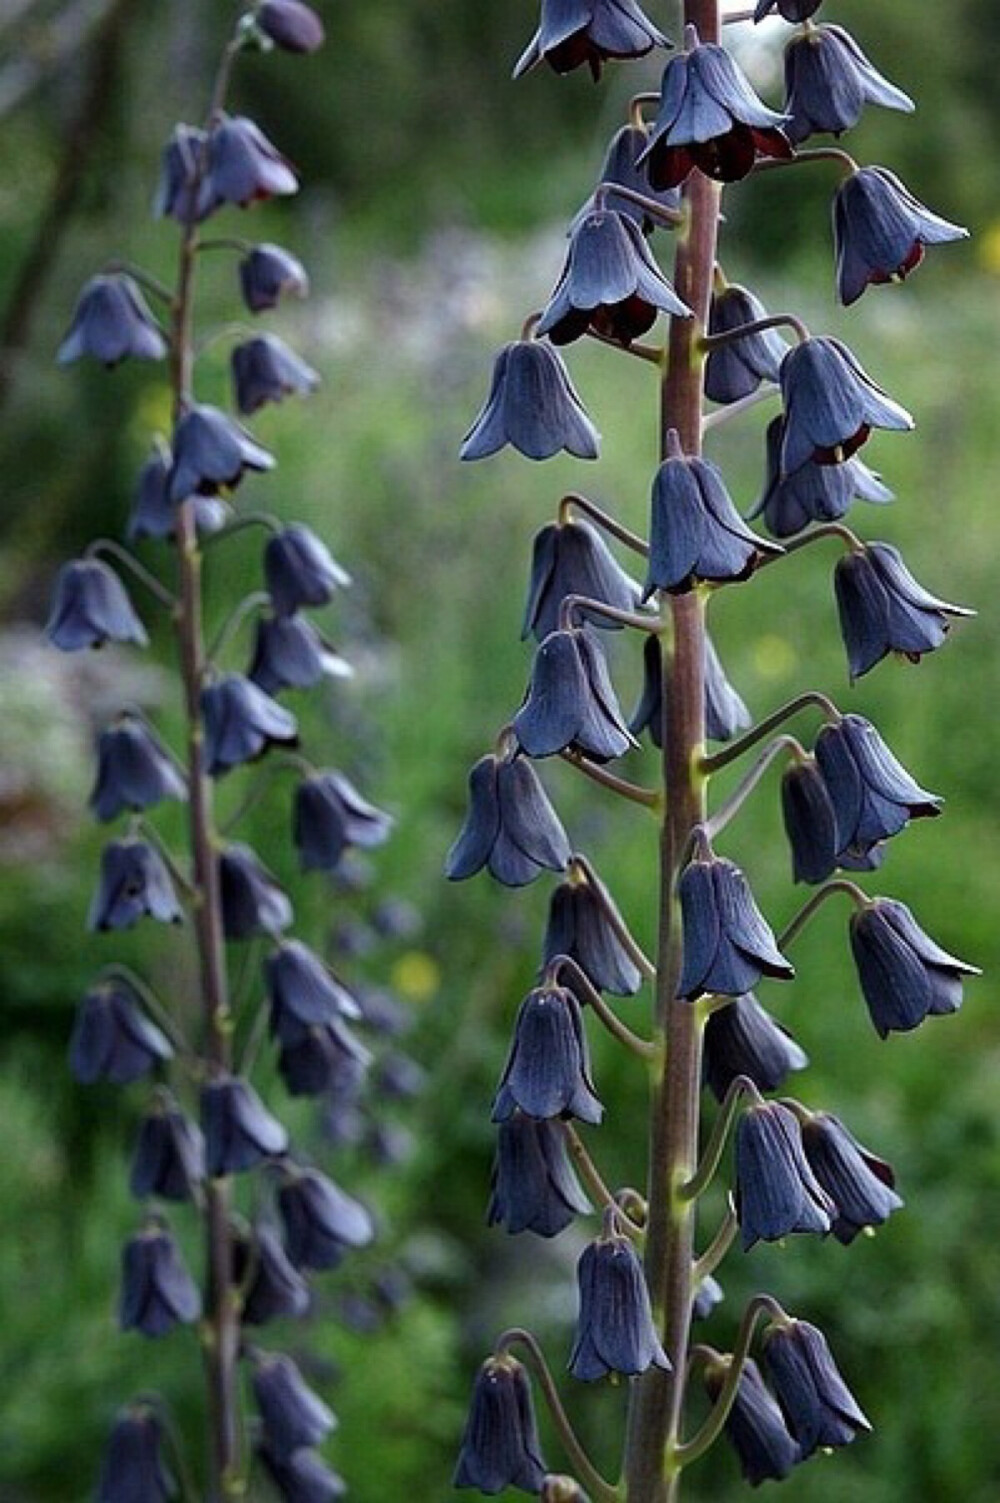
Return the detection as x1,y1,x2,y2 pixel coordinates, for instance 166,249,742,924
97,1404,175,1503
168,403,274,502
266,939,362,1039
232,334,320,415
69,979,173,1085
445,751,571,887
639,41,792,190
154,124,211,222
293,770,393,872
763,1319,871,1457
783,25,913,146
514,0,668,83
252,1351,336,1457
278,1165,374,1269
454,1355,548,1494
523,518,641,643
203,114,298,212
705,1357,800,1486
800,1111,903,1244
219,843,294,940
542,874,642,996
88,838,183,931
202,1075,288,1176
240,242,310,312
238,1223,311,1325
834,542,973,681
46,558,147,652
257,0,325,53
536,209,690,347
248,614,351,696
492,984,603,1125
127,440,228,541
119,1219,201,1337
277,1019,371,1099
814,713,941,866
257,1444,346,1501
849,897,978,1036
90,714,186,822
692,1273,724,1321
202,674,298,775
375,1051,426,1100
703,992,807,1102
779,337,913,475
575,124,681,234
265,524,350,616
569,1225,670,1381
677,855,793,1000
514,626,635,762
782,755,842,886
754,0,821,18
488,1113,591,1238
631,631,750,747
57,274,166,367
644,448,781,596
704,285,787,406
752,415,893,539
129,1096,205,1201
461,339,600,462
734,1100,834,1249
834,167,967,306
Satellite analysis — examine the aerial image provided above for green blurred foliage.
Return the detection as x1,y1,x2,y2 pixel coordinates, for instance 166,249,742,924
1,1,999,1500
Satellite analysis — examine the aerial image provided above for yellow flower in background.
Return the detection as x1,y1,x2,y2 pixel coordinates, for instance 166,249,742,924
392,950,440,1003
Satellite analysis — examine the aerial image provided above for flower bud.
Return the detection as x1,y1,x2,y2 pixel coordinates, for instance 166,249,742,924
257,0,325,53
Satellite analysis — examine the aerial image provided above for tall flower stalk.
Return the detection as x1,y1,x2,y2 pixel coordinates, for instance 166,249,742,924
453,1,974,1498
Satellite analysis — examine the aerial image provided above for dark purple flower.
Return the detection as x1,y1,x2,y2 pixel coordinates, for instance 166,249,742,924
266,939,362,1039
754,0,821,18
90,714,186,822
814,713,940,865
488,1114,591,1237
763,1319,871,1456
834,542,973,681
513,626,635,762
800,1111,903,1244
640,41,792,190
445,751,571,887
704,285,787,406
783,25,913,146
574,124,681,234
258,1444,346,1502
46,559,147,652
536,209,690,347
751,415,893,539
127,441,228,540
542,874,642,996
454,1355,548,1494
237,1223,311,1325
706,1356,800,1486
834,166,967,306
88,838,183,931
232,334,320,415
129,1096,205,1201
779,337,913,474
514,0,668,83
523,518,641,643
258,0,326,53
248,614,351,696
154,124,212,223
204,114,298,212
168,403,274,501
240,242,310,313
202,1075,288,1175
644,448,781,594
734,1101,834,1249
677,856,793,1000
781,758,838,886
703,993,808,1102
375,1052,426,1099
277,1019,371,1098
252,1351,336,1457
278,1166,374,1269
461,340,600,462
265,525,350,616
569,1227,670,1381
119,1220,201,1337
492,984,603,1125
97,1404,175,1503
849,897,978,1036
219,843,294,939
630,630,751,747
69,980,173,1085
201,674,298,775
293,771,393,872
57,274,166,367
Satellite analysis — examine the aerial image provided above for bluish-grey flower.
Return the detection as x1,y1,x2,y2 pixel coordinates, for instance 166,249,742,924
220,843,294,939
514,627,635,762
97,1404,175,1503
69,979,173,1085
703,993,808,1102
522,518,641,643
238,1223,311,1326
88,838,183,931
814,713,940,865
461,340,600,462
834,542,973,681
574,124,681,234
202,674,298,775
834,166,967,306
779,337,913,474
265,524,351,616
752,415,893,538
630,630,751,747
849,897,978,1036
800,1111,903,1244
735,1101,834,1250
542,874,643,996
488,1114,591,1238
232,334,320,415
704,285,787,405
692,1274,724,1321
645,448,781,595
240,242,310,312
445,751,571,887
204,114,298,212
168,403,274,501
252,1351,336,1457
248,614,351,695
257,0,325,53
454,1355,548,1494
129,1096,205,1202
763,1320,870,1457
257,1444,346,1502
278,1165,374,1269
782,25,913,145
277,1018,371,1099
127,441,228,541
120,1220,201,1337
266,939,362,1039
492,984,603,1125
46,558,148,652
293,771,393,872
57,274,166,367
677,855,793,1000
754,0,821,18
154,124,212,223
90,713,186,822
569,1227,670,1381
706,1357,800,1486
514,0,669,83
781,757,838,885
202,1075,288,1175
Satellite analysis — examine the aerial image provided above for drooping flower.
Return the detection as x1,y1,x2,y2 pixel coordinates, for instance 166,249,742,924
128,441,229,540
252,1351,336,1457
119,1220,201,1337
445,751,571,887
522,518,641,643
778,337,913,474
542,873,643,996
514,0,668,83
762,1319,871,1457
704,284,787,405
569,1226,670,1381
265,525,351,616
514,626,635,762
692,1273,724,1321
849,897,978,1036
278,1165,374,1269
153,124,212,223
97,1404,175,1503
644,447,781,595
237,1223,311,1325
814,713,941,865
277,1018,371,1099
834,167,967,306
202,1075,289,1176
454,1355,548,1494
492,984,603,1125
574,124,681,234
201,674,298,775
292,771,393,872
57,274,167,367
630,630,751,747
168,403,274,501
46,559,148,652
677,855,794,1000
69,980,173,1085
751,415,893,539
240,242,310,313
129,1096,205,1202
257,0,325,53
702,993,808,1102
834,542,973,680
203,114,298,212
219,843,294,939
90,714,186,822
265,939,362,1038
461,340,601,462
248,614,351,695
800,1111,903,1244
231,334,320,415
782,25,913,145
88,838,183,931
734,1101,834,1249
488,1114,591,1237
705,1357,800,1486
639,40,792,190
781,758,839,885
257,1444,346,1502
536,209,690,347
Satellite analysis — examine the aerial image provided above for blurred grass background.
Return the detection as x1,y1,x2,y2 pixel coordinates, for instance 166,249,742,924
0,0,998,1498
